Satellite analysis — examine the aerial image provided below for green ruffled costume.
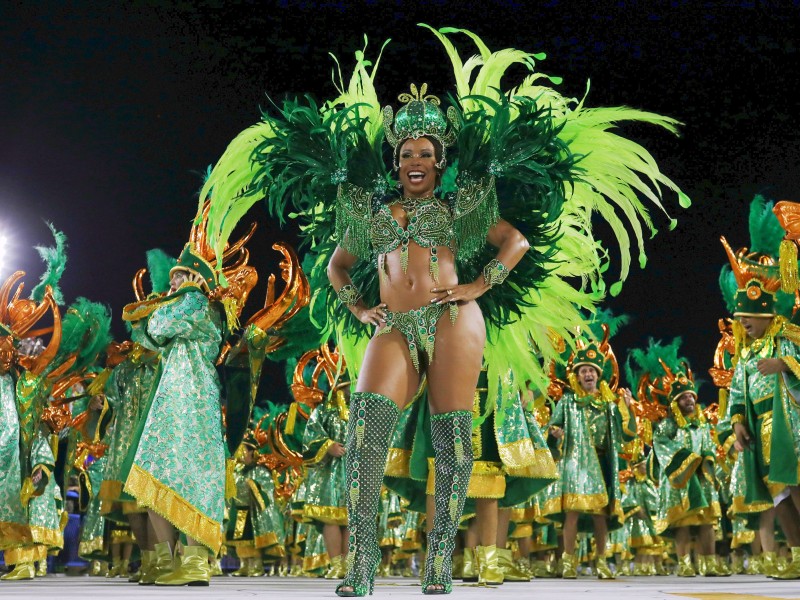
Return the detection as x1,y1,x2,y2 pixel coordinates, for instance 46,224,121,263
652,410,720,535
124,289,226,553
545,389,636,532
302,397,349,528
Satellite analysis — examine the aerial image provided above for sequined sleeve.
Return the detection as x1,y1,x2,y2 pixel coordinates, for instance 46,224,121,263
335,182,375,261
452,176,500,259
147,289,216,346
727,359,747,426
653,418,701,489
302,404,334,467
31,428,55,472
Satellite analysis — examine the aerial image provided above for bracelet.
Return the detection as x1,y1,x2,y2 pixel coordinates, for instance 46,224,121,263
482,259,509,288
336,284,362,306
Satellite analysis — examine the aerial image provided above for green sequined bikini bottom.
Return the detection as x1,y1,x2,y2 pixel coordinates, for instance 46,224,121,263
376,302,459,372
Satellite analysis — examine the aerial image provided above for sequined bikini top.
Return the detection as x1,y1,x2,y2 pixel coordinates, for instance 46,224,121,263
371,196,455,282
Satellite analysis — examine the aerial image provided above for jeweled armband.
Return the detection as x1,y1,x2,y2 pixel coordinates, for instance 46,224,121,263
336,284,362,306
482,259,509,288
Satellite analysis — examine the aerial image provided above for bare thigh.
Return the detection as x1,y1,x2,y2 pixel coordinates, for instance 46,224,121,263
427,301,486,414
355,326,420,409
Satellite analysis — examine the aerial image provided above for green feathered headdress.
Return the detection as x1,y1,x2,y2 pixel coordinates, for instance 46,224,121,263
146,249,177,295
719,195,794,317
50,298,113,376
625,337,696,406
30,222,67,305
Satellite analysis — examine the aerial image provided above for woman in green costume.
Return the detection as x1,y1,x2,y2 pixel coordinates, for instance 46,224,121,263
199,25,688,594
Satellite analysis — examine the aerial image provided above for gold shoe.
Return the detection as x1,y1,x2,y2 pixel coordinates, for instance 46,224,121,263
595,556,615,580
210,557,224,576
617,561,631,576
760,552,777,577
129,550,150,582
462,547,478,581
452,553,464,579
36,559,48,577
730,554,744,574
532,559,554,578
654,562,670,576
476,545,504,585
232,557,250,577
497,548,530,582
515,557,533,578
773,547,800,579
560,552,577,579
140,542,173,585
105,559,121,578
289,564,303,577
377,562,390,577
633,563,646,576
676,554,695,577
156,546,210,586
324,555,343,579
714,556,731,576
745,554,761,575
1,562,35,581
248,556,264,577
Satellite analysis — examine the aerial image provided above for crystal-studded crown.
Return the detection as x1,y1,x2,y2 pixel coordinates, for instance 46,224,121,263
383,83,456,149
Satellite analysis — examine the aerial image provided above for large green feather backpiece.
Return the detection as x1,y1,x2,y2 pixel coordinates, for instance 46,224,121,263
199,24,689,401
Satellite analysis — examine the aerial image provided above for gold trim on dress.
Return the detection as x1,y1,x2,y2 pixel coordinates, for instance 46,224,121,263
302,504,348,525
4,546,36,565
385,448,411,477
305,439,335,466
302,551,330,573
0,521,33,547
78,536,104,557
245,479,266,512
29,525,62,548
125,464,223,553
668,452,702,489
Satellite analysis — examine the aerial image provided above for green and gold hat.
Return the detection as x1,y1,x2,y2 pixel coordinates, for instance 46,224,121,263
720,195,795,318
170,243,219,292
383,83,456,157
571,342,606,376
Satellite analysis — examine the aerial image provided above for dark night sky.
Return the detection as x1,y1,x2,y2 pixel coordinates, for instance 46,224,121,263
1,1,799,399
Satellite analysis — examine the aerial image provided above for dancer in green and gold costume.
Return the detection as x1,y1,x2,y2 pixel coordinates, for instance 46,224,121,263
546,322,637,580
712,196,800,579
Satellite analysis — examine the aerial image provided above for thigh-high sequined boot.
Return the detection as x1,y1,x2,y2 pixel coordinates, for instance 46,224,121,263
336,392,400,597
422,410,473,594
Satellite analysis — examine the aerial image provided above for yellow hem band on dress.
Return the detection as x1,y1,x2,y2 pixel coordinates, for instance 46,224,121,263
29,525,62,549
385,448,411,477
110,529,136,544
303,504,348,525
4,546,36,565
0,521,33,547
78,536,104,557
98,480,123,505
782,355,800,380
562,492,609,514
125,464,222,553
233,544,258,558
254,531,280,549
302,552,330,573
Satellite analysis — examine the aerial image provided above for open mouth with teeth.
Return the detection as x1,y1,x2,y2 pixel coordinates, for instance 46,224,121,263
407,170,426,184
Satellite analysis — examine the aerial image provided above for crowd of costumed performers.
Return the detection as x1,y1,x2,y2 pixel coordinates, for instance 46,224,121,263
2,23,800,595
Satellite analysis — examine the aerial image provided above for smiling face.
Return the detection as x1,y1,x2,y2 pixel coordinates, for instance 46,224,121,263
398,137,440,198
676,391,696,416
738,315,773,340
576,364,599,394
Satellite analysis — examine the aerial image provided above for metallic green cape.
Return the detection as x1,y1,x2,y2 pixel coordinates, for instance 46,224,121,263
124,289,226,553
653,414,720,535
544,389,635,532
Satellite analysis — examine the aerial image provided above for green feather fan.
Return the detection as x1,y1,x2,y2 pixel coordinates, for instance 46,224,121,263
624,337,684,392
50,298,112,376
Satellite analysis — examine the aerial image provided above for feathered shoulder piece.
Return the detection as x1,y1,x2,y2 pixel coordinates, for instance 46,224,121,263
49,297,112,378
